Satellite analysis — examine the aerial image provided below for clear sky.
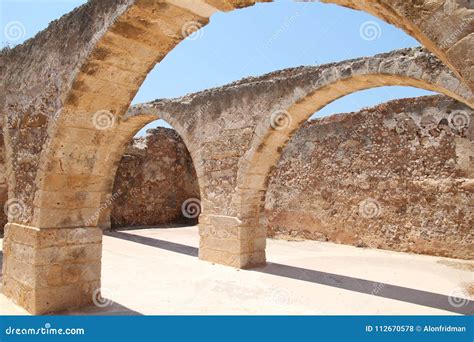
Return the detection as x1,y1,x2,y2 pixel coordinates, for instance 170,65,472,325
1,0,435,134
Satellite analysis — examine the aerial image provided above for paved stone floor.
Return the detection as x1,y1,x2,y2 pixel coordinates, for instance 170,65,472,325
1,226,473,315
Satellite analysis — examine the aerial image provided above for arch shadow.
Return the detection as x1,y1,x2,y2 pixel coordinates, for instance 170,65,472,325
106,231,474,315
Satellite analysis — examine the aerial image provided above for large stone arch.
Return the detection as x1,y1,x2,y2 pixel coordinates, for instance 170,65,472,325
235,65,473,267
1,0,259,314
321,0,474,89
1,0,472,231
0,0,472,314
126,47,473,268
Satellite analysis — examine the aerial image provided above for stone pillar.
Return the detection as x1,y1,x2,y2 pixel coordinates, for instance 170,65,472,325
198,214,266,268
2,223,102,314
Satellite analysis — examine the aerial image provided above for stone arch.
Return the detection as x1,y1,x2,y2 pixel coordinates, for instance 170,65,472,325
1,0,471,231
127,47,473,268
321,0,474,89
232,55,474,267
109,123,201,229
1,0,473,313
31,1,250,229
95,111,205,229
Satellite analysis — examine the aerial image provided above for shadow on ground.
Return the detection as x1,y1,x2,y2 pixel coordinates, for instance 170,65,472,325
106,229,198,257
106,230,474,315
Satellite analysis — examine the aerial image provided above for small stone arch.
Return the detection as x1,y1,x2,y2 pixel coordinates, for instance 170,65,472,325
92,111,206,229
232,50,473,267
128,48,473,268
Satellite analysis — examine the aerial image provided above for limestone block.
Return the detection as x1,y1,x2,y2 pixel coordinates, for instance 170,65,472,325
2,224,102,314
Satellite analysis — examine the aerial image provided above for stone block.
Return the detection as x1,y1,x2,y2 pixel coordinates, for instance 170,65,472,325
2,224,103,314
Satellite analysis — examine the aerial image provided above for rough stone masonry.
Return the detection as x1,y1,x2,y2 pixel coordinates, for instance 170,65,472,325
265,95,473,260
0,0,473,314
104,95,473,260
111,128,200,227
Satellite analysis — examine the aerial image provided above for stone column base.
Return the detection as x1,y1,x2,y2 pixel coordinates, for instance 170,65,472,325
2,223,102,314
198,215,266,268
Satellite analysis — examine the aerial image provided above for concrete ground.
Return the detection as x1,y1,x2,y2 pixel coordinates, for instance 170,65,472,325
1,225,473,315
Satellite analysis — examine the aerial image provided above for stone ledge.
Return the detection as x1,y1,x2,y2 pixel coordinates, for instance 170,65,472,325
199,247,266,268
4,223,102,247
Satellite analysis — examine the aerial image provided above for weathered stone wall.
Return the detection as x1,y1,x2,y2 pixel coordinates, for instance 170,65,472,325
108,95,472,260
110,128,200,227
0,128,7,231
265,95,473,260
125,47,472,267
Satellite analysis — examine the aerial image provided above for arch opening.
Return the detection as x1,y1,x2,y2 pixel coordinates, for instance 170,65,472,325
263,91,473,260
109,120,201,229
235,73,473,267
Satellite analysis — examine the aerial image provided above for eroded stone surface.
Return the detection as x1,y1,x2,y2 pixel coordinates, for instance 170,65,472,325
111,128,200,227
266,95,473,260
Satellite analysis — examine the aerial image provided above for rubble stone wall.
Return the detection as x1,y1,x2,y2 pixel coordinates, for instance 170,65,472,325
110,128,200,227
266,95,473,260
0,129,7,231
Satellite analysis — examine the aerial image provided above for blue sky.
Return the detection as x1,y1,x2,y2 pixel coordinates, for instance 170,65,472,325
1,0,434,134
